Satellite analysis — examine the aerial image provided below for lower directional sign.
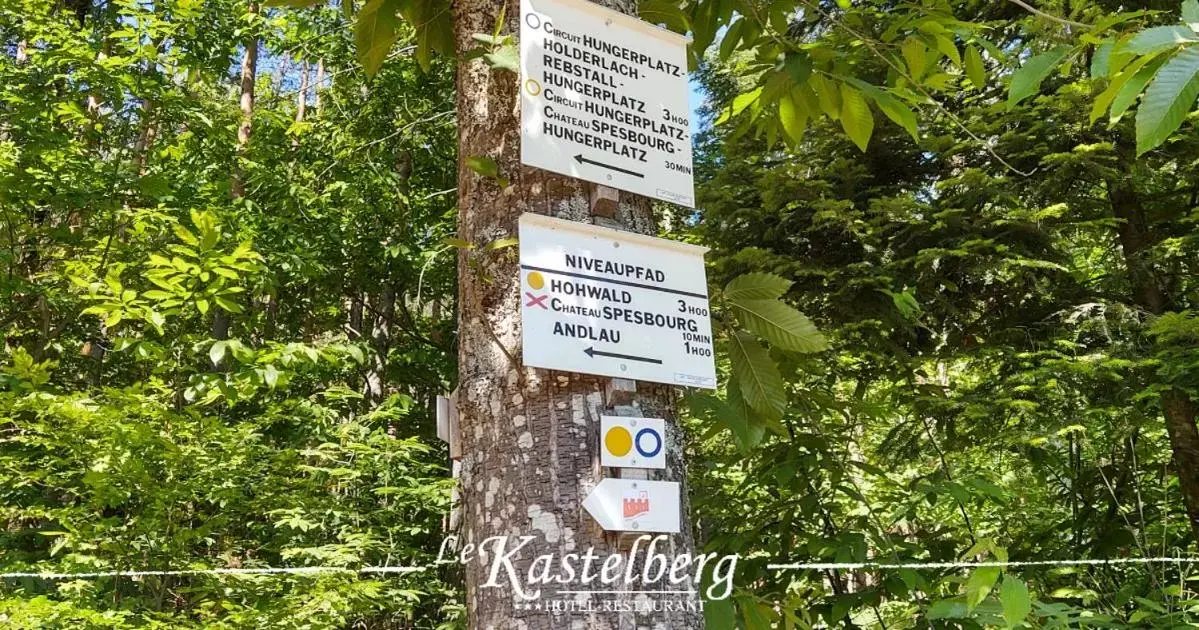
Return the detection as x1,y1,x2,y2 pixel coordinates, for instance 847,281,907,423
519,213,717,388
583,478,679,533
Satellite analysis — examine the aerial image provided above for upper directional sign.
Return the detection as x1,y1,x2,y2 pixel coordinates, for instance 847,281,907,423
519,213,716,389
519,0,695,207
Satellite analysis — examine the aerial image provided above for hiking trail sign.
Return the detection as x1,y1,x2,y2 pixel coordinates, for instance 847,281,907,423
519,213,716,389
583,478,681,533
519,0,695,207
601,416,666,469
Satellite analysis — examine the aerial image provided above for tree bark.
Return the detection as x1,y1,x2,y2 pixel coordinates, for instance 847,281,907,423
363,285,394,402
231,1,258,200
217,0,258,346
1108,180,1199,543
451,1,704,627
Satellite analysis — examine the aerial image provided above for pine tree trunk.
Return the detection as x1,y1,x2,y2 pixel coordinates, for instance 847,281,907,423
452,1,704,627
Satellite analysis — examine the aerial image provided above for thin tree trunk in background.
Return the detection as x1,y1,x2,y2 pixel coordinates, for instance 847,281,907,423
451,0,703,627
231,1,258,200
218,0,259,344
363,286,394,402
296,60,308,127
273,55,290,96
1108,180,1199,543
315,59,324,114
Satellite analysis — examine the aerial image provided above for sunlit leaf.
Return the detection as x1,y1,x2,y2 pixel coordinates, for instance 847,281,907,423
1008,46,1070,107
728,330,786,419
839,83,873,151
1136,46,1199,154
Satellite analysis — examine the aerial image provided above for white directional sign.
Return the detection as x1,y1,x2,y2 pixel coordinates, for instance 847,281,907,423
583,478,680,533
601,416,665,469
519,0,695,207
519,213,716,389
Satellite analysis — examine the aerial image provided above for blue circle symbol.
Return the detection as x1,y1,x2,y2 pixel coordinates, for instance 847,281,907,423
635,428,662,458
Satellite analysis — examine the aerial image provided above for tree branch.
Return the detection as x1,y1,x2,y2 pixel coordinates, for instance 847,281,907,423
1004,0,1091,29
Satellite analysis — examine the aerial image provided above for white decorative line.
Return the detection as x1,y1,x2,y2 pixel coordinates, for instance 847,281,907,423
768,557,1199,571
0,566,425,580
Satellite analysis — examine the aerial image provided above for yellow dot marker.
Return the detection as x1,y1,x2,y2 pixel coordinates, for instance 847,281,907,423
525,79,542,97
604,426,633,457
527,271,544,290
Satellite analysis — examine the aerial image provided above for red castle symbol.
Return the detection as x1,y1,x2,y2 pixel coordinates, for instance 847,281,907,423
623,491,650,519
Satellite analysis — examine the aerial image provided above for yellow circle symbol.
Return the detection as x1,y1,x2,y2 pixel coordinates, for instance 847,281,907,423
525,79,542,96
527,271,544,290
605,426,633,457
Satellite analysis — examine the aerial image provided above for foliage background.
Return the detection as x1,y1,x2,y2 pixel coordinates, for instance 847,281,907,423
2,0,1199,628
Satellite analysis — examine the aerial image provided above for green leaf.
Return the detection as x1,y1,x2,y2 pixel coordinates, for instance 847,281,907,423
928,596,971,619
209,340,227,367
716,87,762,125
172,223,199,246
724,272,792,301
1090,53,1162,123
784,50,812,85
725,381,767,452
731,298,829,353
1185,0,1199,30
466,155,500,178
728,330,786,419
1109,57,1164,122
214,295,244,313
934,34,962,67
965,566,1002,610
1125,25,1198,55
396,0,454,72
849,79,918,141
902,37,927,80
741,598,776,629
778,92,807,145
356,0,400,78
263,364,280,388
718,18,744,61
999,576,1031,627
965,45,986,88
263,0,324,7
1008,46,1070,107
483,44,518,73
702,597,736,628
1091,42,1114,78
640,0,690,33
1136,47,1199,154
812,75,841,119
839,84,873,151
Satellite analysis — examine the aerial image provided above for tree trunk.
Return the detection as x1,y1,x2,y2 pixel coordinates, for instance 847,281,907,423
451,1,704,627
1162,390,1199,542
217,0,258,347
315,59,324,114
231,1,258,200
1108,180,1199,543
363,285,394,402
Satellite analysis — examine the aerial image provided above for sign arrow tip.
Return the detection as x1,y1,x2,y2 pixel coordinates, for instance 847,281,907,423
583,346,595,357
573,153,583,164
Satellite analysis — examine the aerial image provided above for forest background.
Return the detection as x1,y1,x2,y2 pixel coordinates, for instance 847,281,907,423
2,0,1199,627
